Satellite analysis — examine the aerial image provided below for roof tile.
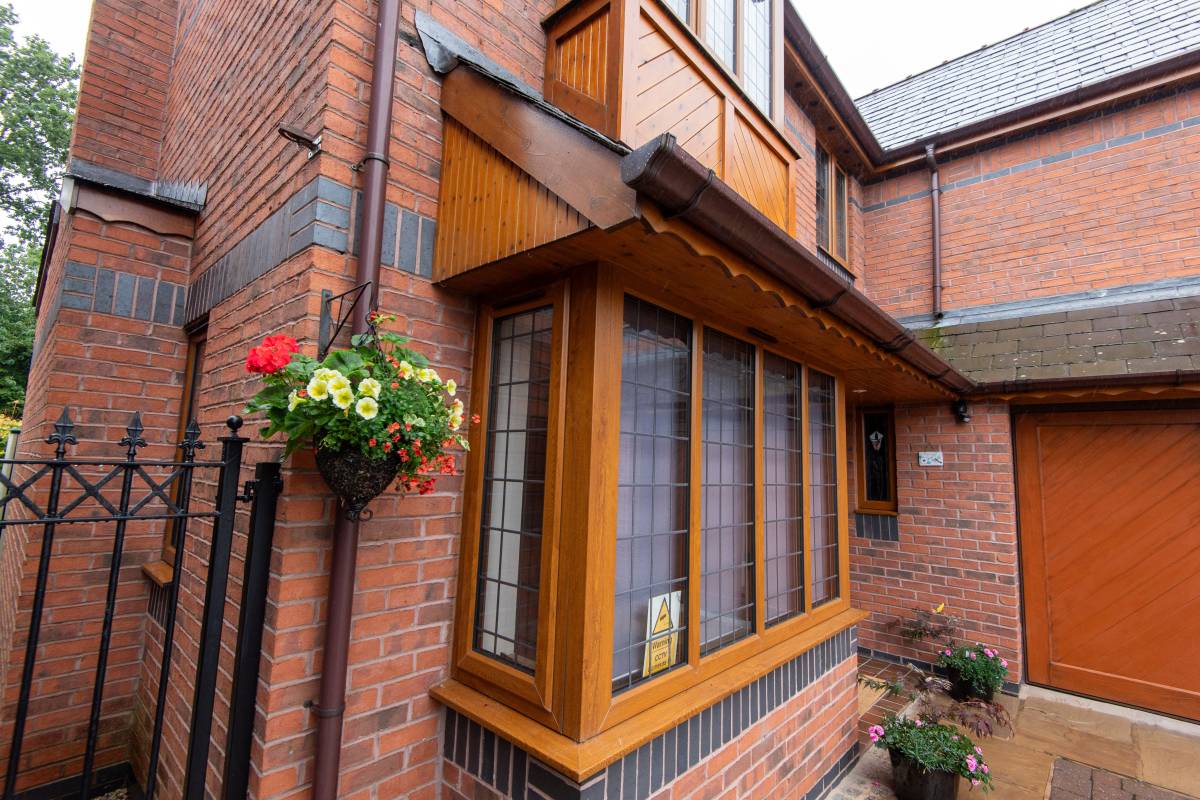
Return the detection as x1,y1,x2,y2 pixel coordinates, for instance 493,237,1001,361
854,0,1200,150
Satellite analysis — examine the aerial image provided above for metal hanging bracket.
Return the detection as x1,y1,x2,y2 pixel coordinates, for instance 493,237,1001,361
317,281,373,360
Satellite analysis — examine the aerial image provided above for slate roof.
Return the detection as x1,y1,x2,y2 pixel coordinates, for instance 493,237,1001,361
918,294,1200,384
855,0,1200,151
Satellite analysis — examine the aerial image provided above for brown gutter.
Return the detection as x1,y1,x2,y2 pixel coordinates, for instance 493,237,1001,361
973,369,1200,397
620,134,974,395
311,0,399,797
924,145,943,319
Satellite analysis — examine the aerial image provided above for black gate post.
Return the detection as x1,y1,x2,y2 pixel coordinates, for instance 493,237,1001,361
2,411,75,800
221,461,281,800
182,417,245,800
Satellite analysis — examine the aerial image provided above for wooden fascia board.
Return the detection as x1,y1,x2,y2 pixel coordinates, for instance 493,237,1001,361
440,68,638,229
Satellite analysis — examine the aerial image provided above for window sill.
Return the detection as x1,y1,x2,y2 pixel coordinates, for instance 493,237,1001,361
855,508,898,517
431,606,867,782
141,560,174,587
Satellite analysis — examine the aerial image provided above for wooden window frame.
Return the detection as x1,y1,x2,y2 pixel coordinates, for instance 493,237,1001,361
452,282,569,730
661,0,781,119
816,144,851,269
159,328,207,569
855,406,898,515
448,264,855,753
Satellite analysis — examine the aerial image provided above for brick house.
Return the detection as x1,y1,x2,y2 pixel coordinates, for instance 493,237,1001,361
3,0,1199,797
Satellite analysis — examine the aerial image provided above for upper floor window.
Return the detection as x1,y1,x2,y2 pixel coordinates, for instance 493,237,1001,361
815,145,849,265
664,0,775,116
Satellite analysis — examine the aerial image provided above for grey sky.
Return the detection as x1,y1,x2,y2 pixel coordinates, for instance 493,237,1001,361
18,0,1089,104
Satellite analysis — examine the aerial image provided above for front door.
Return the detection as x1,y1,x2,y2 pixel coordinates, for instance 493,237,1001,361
1016,408,1200,721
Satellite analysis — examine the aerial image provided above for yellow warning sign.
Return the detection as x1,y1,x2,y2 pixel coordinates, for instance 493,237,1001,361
642,592,680,677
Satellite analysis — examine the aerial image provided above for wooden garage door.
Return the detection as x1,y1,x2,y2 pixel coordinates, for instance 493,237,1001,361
1016,408,1200,721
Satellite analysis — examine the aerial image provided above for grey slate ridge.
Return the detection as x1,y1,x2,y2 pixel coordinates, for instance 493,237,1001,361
854,0,1200,150
917,293,1200,384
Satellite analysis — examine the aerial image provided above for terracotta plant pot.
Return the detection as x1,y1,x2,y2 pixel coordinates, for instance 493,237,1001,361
315,446,399,519
946,666,995,702
890,751,959,800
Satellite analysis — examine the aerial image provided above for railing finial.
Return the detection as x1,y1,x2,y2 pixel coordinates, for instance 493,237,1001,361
121,412,148,459
47,407,78,458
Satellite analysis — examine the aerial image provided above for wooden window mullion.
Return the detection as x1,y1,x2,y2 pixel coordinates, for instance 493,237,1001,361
753,346,765,634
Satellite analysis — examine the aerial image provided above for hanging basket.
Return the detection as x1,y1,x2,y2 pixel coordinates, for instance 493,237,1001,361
315,446,400,520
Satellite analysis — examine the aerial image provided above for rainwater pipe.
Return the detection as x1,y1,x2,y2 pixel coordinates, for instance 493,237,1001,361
925,143,943,319
311,0,399,797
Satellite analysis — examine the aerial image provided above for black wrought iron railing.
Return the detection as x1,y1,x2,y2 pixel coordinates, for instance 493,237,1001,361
0,410,279,800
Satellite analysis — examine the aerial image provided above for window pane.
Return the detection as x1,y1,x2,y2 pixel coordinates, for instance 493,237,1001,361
808,369,838,606
704,0,736,69
473,305,554,672
835,168,848,260
763,353,803,626
700,329,755,655
613,296,692,693
743,0,772,114
815,148,830,251
862,410,893,504
663,0,690,20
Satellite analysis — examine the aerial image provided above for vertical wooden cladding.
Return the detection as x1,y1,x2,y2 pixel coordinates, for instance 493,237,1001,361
557,10,609,102
433,117,589,281
545,0,797,232
546,1,621,133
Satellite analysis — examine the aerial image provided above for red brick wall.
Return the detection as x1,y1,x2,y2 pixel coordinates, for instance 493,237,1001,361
850,402,1022,681
443,655,858,800
157,0,334,278
0,208,194,792
862,85,1200,318
70,0,177,180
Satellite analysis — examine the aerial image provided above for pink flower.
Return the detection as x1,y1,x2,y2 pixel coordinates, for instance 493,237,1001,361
974,746,983,756
952,735,959,741
914,719,923,727
944,649,953,656
1000,659,1008,668
982,765,989,774
969,652,977,660
966,755,978,773
983,648,995,658
868,725,884,742
971,779,981,787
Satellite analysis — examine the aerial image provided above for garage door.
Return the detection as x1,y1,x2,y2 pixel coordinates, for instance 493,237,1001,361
1016,408,1200,721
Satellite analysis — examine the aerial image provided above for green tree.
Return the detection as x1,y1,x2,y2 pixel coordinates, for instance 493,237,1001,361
0,3,77,416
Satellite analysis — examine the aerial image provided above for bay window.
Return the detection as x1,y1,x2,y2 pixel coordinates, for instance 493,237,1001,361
448,266,854,759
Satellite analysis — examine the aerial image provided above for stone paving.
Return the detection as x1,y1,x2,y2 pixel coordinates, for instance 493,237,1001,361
1050,759,1194,800
829,657,1200,800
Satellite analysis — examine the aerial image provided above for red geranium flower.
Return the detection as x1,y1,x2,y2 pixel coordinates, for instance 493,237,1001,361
246,334,299,374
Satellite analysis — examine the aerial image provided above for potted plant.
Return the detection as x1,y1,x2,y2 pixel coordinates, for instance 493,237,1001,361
244,313,468,518
869,715,993,799
937,643,1009,702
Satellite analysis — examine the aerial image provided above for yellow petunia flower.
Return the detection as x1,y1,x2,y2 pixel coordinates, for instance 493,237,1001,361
306,377,329,400
287,390,305,411
358,378,382,398
445,379,457,396
398,360,414,379
355,396,379,420
331,387,355,410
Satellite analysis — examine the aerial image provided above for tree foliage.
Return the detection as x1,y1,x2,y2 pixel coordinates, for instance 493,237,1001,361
0,4,77,415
